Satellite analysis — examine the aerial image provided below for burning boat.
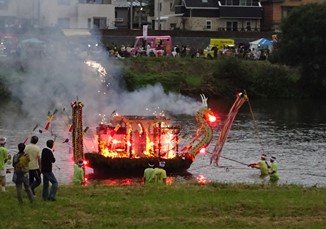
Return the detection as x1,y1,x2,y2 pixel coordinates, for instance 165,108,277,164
73,92,248,178
85,115,193,177
82,95,218,177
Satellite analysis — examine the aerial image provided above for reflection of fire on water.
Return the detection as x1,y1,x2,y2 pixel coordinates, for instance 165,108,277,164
96,114,181,159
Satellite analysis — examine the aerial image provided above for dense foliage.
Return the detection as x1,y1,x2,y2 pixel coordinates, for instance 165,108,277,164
123,57,300,99
276,3,326,97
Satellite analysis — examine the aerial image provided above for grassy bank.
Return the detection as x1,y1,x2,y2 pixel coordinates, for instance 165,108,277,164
2,183,326,228
122,57,300,99
0,56,303,99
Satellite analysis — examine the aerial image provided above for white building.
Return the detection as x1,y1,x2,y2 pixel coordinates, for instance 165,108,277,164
0,0,115,29
154,0,181,30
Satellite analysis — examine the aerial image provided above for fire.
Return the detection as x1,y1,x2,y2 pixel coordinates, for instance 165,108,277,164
199,147,206,154
85,60,107,77
196,175,207,184
96,116,180,159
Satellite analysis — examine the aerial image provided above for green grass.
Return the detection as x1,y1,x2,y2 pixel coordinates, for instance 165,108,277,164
2,183,326,228
122,57,301,99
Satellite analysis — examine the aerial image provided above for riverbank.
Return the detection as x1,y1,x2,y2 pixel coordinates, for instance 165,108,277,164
122,57,301,99
1,183,326,228
0,55,311,99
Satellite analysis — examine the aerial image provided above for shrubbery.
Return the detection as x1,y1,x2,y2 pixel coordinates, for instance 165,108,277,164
123,57,301,99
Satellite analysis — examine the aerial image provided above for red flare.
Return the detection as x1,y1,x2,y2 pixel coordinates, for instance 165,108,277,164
44,122,51,130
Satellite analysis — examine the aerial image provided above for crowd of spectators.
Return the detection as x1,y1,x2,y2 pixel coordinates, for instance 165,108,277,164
107,42,271,61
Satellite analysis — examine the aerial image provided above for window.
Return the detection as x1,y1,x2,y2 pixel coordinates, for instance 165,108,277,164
225,0,233,6
57,18,70,28
93,17,107,29
206,20,212,30
246,21,251,31
0,0,9,9
88,18,92,29
226,21,238,31
58,0,70,5
240,0,252,6
226,22,231,31
282,7,293,19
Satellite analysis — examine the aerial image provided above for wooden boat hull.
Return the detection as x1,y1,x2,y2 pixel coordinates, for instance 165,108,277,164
85,152,193,178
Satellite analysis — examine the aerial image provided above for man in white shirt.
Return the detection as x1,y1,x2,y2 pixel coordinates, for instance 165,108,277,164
25,136,41,196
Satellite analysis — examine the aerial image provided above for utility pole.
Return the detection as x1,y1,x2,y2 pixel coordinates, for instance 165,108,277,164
138,0,142,29
130,0,134,29
157,0,160,30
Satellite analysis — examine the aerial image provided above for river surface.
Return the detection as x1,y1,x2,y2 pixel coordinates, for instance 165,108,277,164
1,98,325,187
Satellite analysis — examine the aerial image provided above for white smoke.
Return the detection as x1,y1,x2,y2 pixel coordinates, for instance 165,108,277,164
5,31,202,130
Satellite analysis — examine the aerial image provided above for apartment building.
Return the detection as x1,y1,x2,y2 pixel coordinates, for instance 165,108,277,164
0,0,115,30
154,0,262,31
261,0,323,31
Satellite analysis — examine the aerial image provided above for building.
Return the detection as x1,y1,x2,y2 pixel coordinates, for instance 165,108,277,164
0,0,115,30
113,0,149,29
154,0,262,31
261,0,323,32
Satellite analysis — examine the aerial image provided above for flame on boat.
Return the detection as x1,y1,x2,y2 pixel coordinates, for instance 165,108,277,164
96,114,181,159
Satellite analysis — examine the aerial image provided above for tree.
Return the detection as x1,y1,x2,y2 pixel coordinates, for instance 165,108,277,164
277,3,326,96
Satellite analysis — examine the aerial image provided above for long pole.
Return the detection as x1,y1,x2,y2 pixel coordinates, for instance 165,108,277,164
138,0,142,29
220,155,249,167
157,0,160,30
130,0,133,29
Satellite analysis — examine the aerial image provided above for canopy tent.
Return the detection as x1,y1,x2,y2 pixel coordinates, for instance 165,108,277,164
249,38,273,51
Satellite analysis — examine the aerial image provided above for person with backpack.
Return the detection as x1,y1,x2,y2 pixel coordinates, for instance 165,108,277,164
12,143,34,204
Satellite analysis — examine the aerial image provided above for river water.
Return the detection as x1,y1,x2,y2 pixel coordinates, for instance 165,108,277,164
1,98,325,187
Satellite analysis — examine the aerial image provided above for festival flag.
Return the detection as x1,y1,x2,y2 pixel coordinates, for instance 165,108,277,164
83,126,89,136
68,124,73,132
210,92,248,166
23,124,39,144
44,109,58,131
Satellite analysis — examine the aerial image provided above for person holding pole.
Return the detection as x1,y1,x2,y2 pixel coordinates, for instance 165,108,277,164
269,156,279,183
248,154,270,178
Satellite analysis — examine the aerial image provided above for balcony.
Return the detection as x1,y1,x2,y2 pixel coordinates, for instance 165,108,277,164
218,2,262,19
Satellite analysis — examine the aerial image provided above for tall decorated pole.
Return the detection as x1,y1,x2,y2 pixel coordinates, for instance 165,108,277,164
71,100,84,163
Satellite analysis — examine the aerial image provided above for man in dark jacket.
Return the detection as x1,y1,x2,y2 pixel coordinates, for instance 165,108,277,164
41,140,58,201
